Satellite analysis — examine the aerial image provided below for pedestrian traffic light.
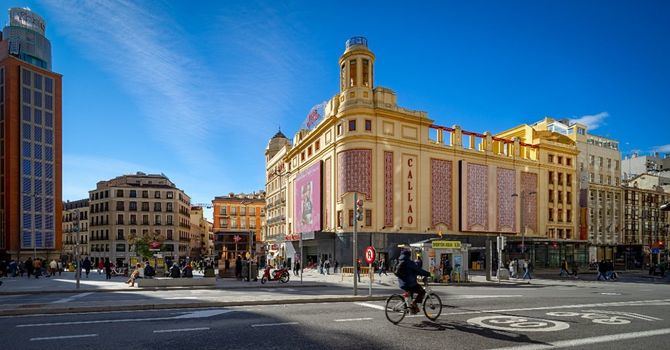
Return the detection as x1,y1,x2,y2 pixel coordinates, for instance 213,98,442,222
497,236,506,250
356,199,364,221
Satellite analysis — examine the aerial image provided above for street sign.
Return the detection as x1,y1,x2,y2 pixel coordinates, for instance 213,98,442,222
364,246,376,264
652,248,661,254
432,240,461,249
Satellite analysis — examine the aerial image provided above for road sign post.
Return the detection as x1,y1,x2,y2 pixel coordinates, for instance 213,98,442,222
365,246,375,296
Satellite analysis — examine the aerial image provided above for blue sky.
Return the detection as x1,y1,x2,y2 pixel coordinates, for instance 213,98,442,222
7,0,670,217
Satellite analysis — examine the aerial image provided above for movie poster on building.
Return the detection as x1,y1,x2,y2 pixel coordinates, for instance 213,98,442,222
294,162,322,233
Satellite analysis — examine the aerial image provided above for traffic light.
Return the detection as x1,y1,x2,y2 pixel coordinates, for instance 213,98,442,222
356,199,364,221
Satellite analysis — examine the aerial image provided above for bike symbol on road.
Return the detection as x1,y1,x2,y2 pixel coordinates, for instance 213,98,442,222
546,310,660,325
467,315,570,332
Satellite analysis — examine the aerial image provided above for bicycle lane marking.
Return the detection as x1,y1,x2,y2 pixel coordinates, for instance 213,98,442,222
485,328,670,350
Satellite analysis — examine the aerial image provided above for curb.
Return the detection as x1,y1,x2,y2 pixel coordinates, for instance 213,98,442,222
0,283,328,296
0,295,389,316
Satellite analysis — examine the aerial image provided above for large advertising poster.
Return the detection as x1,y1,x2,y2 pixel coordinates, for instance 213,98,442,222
294,162,322,234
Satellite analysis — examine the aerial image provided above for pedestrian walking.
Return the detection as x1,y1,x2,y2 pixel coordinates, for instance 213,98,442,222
571,261,579,278
82,257,92,278
97,260,104,274
294,260,301,276
104,258,112,280
559,259,569,277
378,258,388,276
25,258,33,278
9,260,17,277
334,259,339,273
34,258,42,278
325,258,331,275
49,259,58,277
509,260,516,278
319,258,324,275
522,260,533,280
597,260,607,280
235,255,242,280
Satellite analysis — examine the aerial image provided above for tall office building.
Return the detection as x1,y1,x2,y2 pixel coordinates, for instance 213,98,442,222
0,8,62,260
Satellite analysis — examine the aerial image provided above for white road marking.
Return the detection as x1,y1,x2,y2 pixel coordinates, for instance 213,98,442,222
165,297,200,300
581,309,662,321
451,295,523,299
334,317,373,322
30,334,98,341
17,309,233,327
355,302,385,310
153,327,210,333
51,292,93,304
251,322,299,327
468,315,570,332
487,327,670,350
600,292,621,295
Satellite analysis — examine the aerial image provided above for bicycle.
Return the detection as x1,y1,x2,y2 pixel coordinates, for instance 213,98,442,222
385,278,442,324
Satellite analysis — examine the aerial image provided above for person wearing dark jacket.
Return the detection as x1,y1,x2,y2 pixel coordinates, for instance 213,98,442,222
170,263,181,278
396,250,430,313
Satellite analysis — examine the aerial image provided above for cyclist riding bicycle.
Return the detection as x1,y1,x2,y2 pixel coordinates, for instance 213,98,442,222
395,250,430,314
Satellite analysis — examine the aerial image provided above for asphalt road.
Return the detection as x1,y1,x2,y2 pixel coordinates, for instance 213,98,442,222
1,281,669,350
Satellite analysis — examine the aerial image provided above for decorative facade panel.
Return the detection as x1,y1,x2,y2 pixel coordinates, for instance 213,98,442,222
324,157,331,229
467,163,488,231
496,167,516,232
521,172,538,233
384,151,393,227
431,159,452,229
337,149,372,200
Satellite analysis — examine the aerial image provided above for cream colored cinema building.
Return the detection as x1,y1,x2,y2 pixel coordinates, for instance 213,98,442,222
264,37,581,269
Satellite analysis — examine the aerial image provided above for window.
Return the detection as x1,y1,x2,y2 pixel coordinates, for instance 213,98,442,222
154,202,162,212
548,171,554,184
549,189,554,202
365,119,372,131
598,157,603,167
116,201,124,211
548,208,553,221
340,63,346,90
167,191,174,199
578,128,585,135
558,209,563,222
142,215,149,225
129,202,137,211
337,210,343,228
301,152,305,161
142,190,148,198
219,206,227,215
231,207,237,215
117,214,124,225
154,191,161,199
142,202,149,211
155,215,161,225
557,156,563,165
349,59,357,87
558,173,563,185
117,229,124,240
250,207,256,215
567,192,572,204
166,203,173,212
167,230,173,240
130,215,137,225
607,176,612,185
308,146,312,156
241,206,247,215
365,209,372,226
116,189,124,197
362,59,370,87
607,158,612,169
566,174,572,186
589,155,594,165
590,173,594,182
241,219,246,229
349,119,356,131
558,191,563,203
599,174,603,184
348,210,354,226
567,209,572,222
548,154,554,163
167,215,173,225
315,140,320,152
566,158,572,166
337,124,342,136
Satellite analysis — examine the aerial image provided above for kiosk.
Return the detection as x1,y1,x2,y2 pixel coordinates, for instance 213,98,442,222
409,239,470,283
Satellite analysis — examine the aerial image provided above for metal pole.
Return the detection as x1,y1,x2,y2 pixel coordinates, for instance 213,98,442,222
497,234,502,283
353,193,358,296
299,232,303,284
368,261,372,296
521,191,525,259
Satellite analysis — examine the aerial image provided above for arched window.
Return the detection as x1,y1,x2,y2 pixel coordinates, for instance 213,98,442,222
349,59,357,87
362,59,370,87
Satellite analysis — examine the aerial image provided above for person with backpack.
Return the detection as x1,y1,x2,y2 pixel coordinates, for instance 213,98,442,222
395,250,430,314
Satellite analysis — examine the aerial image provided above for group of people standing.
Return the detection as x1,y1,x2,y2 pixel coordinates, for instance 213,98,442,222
508,258,534,280
0,258,65,278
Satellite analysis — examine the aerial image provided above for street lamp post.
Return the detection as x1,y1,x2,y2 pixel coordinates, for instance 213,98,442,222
74,209,81,290
512,191,536,260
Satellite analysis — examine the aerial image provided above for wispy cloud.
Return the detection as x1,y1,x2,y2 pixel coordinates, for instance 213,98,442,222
569,112,609,130
652,144,670,153
42,0,222,160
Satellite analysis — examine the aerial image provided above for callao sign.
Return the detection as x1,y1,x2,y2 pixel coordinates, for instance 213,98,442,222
9,8,46,35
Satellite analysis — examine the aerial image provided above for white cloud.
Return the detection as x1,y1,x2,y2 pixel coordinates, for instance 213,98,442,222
652,144,670,153
43,0,222,162
569,112,609,130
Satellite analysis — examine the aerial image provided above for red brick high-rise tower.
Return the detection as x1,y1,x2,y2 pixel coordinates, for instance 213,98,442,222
0,8,62,260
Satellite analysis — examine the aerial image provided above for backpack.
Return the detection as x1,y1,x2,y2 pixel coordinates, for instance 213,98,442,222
393,260,406,277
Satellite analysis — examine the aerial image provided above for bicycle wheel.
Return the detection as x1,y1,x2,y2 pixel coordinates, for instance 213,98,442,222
422,293,442,321
385,294,407,324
